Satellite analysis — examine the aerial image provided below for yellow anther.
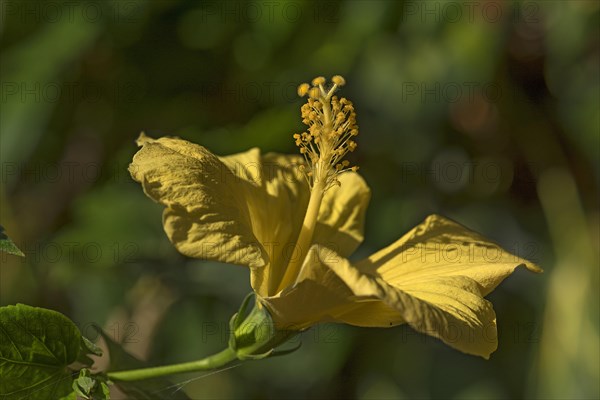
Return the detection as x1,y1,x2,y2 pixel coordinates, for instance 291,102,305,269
312,76,326,86
297,83,310,97
332,75,346,86
293,76,359,190
308,87,320,99
351,166,359,172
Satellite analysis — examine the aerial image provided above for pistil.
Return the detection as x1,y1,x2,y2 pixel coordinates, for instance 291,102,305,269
276,76,359,293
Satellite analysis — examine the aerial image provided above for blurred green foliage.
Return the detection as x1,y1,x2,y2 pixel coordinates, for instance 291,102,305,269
1,1,598,399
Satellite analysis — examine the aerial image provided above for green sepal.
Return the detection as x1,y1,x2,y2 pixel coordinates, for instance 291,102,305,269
237,341,302,360
227,293,298,361
237,348,274,361
228,313,239,351
269,341,302,358
232,292,255,329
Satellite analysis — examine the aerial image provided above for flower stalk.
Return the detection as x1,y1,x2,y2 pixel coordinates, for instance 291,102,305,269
107,294,297,382
106,348,237,381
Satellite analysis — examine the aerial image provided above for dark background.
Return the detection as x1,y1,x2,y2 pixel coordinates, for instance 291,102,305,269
1,1,598,399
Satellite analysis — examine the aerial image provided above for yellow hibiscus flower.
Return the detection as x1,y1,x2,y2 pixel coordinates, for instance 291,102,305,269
129,75,541,360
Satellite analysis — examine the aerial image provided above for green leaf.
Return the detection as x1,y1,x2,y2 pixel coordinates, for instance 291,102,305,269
58,392,78,400
77,336,103,367
82,336,103,357
0,225,24,257
95,327,189,399
0,304,81,399
72,369,110,400
73,368,110,400
73,369,96,399
97,382,111,400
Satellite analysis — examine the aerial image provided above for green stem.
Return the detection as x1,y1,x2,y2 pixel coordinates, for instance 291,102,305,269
106,348,237,381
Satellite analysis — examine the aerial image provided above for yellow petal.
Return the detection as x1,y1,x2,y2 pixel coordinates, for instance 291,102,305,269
129,135,267,267
356,214,543,295
131,135,371,295
259,245,372,330
314,172,371,257
262,240,518,358
220,151,371,296
223,151,309,297
219,147,264,186
334,251,498,357
261,245,405,330
384,276,498,358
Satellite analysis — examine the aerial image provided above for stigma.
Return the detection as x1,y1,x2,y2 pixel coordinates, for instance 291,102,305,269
293,75,359,190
